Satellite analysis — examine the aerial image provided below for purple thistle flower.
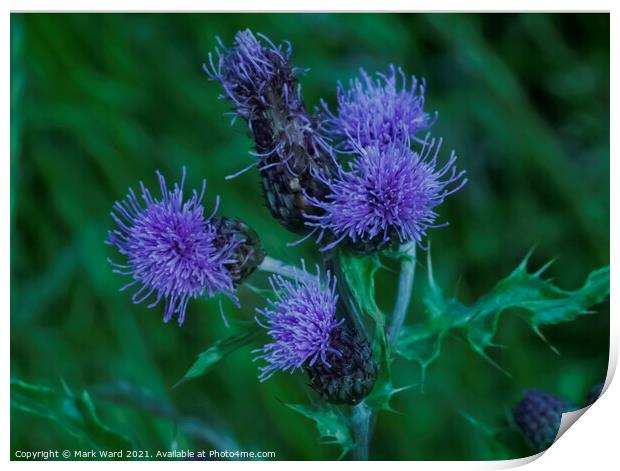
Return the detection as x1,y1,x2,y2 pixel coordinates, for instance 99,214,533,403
254,266,343,381
205,29,336,234
305,137,467,252
205,29,298,123
106,168,240,325
322,65,433,151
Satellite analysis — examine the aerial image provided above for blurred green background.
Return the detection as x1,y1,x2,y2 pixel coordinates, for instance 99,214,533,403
10,13,609,460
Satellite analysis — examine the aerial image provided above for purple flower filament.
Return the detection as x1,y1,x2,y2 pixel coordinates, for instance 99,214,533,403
322,65,434,151
306,136,467,251
254,265,344,381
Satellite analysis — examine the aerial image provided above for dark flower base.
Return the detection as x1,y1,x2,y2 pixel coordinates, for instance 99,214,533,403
306,325,378,405
214,217,265,285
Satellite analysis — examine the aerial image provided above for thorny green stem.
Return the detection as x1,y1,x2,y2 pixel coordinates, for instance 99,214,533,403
351,402,371,461
258,256,316,282
387,242,417,347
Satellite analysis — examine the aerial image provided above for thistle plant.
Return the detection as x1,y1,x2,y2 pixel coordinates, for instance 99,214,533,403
102,29,610,460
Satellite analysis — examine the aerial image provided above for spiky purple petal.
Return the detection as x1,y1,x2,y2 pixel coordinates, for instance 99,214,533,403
322,65,433,151
306,137,466,251
254,266,343,381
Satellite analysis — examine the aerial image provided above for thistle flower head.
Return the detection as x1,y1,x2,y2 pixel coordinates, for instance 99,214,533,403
205,29,296,123
205,29,336,234
513,389,575,451
306,137,467,252
106,169,240,325
254,266,343,381
322,65,432,151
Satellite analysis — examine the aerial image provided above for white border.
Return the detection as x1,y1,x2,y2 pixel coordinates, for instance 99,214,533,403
4,2,616,469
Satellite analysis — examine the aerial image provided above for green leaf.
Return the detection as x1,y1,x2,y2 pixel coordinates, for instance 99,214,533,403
11,379,132,451
397,251,610,377
337,251,384,334
286,403,354,459
174,323,263,387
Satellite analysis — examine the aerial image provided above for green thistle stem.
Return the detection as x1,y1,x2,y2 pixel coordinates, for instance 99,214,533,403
387,242,417,346
351,402,371,460
350,243,417,460
258,256,315,282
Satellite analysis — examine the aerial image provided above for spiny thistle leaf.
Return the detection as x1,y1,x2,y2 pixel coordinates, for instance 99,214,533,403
337,251,385,334
365,381,417,412
11,379,132,451
175,323,263,387
285,403,355,459
396,251,610,378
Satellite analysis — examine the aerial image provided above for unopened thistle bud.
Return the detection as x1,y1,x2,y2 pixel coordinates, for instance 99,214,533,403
306,137,466,254
106,168,263,325
254,266,377,405
513,389,575,452
205,29,335,234
322,65,433,151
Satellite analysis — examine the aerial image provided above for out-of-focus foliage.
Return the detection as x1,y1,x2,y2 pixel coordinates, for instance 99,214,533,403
11,13,609,460
11,380,132,451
